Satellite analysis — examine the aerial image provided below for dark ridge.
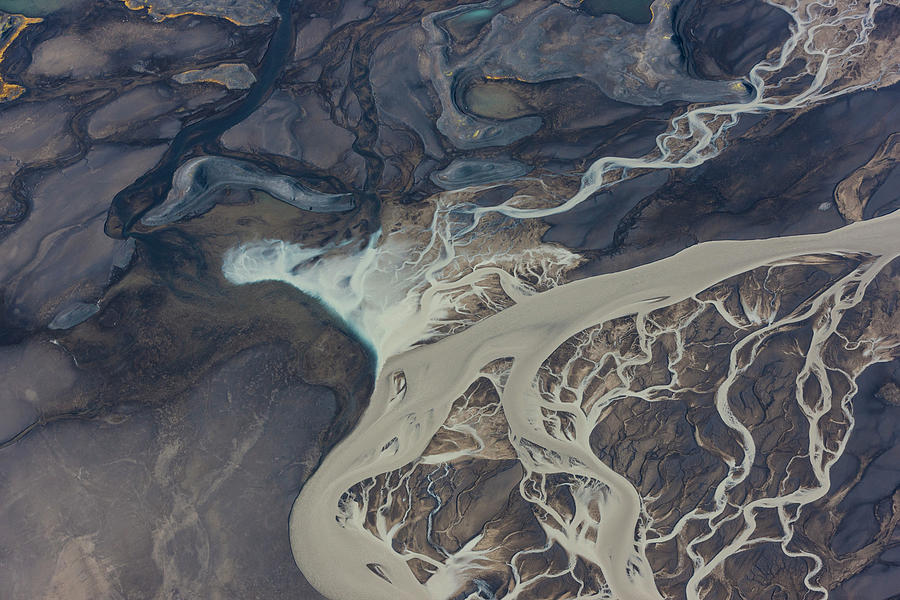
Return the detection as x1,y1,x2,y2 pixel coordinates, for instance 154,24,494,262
673,0,793,80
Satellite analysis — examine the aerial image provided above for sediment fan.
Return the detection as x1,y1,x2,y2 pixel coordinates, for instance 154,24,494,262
2,0,897,597
220,0,900,597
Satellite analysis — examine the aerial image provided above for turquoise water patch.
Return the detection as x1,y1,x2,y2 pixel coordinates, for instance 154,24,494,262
455,8,495,24
0,0,80,16
442,0,517,41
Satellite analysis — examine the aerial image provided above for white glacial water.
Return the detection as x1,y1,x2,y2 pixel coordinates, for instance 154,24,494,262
221,0,900,598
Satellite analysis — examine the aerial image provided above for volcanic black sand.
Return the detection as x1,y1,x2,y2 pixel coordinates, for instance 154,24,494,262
1,0,898,599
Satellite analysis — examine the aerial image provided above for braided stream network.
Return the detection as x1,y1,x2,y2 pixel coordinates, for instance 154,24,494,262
222,1,900,598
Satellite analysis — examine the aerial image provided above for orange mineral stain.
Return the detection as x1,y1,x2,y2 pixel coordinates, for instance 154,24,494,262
119,0,252,26
0,14,42,102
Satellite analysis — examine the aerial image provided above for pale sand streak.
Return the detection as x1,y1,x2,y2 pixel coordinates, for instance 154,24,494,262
290,209,900,600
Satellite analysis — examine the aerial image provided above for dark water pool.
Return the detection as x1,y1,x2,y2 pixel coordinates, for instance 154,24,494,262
581,0,654,24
